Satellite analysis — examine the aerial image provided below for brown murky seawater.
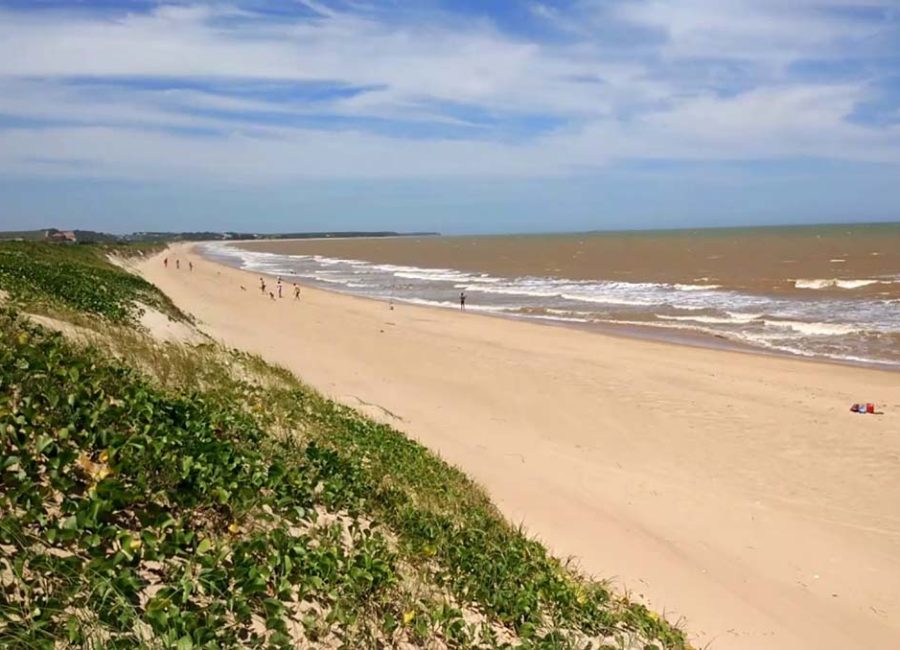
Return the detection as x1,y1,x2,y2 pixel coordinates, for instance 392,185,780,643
214,224,900,367
238,224,900,299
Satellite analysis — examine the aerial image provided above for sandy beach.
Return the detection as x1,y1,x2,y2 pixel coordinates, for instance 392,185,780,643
138,244,900,650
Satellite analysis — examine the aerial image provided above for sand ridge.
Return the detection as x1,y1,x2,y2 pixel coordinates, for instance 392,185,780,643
137,244,900,650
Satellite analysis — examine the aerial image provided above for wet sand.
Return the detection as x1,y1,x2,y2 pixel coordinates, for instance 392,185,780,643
139,244,900,650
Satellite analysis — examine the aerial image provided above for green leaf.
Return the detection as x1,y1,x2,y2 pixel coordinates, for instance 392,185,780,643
35,434,52,454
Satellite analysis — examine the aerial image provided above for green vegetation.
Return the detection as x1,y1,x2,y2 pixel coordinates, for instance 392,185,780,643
0,242,185,324
0,244,689,649
0,229,440,244
0,230,47,242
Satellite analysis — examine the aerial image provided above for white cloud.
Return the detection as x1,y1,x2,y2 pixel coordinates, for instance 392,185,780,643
581,84,900,163
613,0,893,64
0,1,897,182
0,124,564,181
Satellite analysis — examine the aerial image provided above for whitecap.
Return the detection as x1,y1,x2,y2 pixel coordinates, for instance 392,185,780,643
658,312,762,325
522,314,592,324
793,278,878,290
673,283,722,291
762,320,861,337
397,297,510,312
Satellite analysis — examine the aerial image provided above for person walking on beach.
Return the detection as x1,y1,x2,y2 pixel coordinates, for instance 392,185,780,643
259,277,266,294
175,259,180,270
293,284,300,300
188,261,193,272
164,257,168,269
459,291,466,311
277,278,283,299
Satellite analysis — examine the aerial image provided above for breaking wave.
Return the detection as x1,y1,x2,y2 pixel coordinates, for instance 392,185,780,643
200,242,900,368
793,278,881,290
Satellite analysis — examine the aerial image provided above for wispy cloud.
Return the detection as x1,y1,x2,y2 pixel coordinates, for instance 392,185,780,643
0,0,898,182
613,0,889,64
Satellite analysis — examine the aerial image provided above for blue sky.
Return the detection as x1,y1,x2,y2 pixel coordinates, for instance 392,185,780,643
0,0,898,234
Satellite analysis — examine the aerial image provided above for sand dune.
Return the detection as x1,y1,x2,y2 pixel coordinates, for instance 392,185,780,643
138,244,900,649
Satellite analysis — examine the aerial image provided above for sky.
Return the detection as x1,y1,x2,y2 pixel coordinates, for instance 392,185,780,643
0,0,898,234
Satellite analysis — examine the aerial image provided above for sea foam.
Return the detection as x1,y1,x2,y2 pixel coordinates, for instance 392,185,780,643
794,278,879,290
200,242,900,367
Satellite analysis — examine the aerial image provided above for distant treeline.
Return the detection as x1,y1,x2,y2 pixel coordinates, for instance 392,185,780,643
0,228,439,244
131,230,439,242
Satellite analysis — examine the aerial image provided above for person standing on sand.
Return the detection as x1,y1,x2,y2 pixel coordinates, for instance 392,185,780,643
164,257,168,268
175,259,180,270
277,278,283,299
259,277,266,294
189,261,193,272
459,291,466,311
293,284,300,300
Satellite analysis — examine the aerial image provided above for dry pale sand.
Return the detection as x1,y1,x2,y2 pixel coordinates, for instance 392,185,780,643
138,244,900,650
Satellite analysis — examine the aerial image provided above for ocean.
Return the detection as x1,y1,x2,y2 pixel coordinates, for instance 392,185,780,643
201,223,900,368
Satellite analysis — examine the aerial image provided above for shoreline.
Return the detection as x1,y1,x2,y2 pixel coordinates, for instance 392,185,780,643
139,243,900,650
200,241,900,374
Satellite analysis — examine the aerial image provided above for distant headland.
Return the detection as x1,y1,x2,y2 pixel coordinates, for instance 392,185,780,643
0,228,440,244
